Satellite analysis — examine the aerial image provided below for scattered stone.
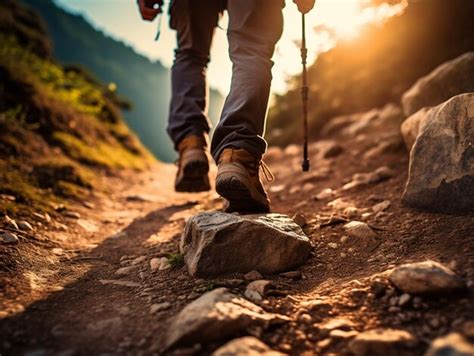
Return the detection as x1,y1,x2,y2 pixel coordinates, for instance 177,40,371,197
342,166,394,191
17,220,34,231
115,265,138,276
150,302,171,314
162,288,288,350
340,235,349,244
291,212,307,228
401,93,474,212
398,293,411,307
343,207,360,218
328,243,338,249
212,336,284,356
245,280,272,302
0,231,19,244
348,329,417,356
269,184,285,193
0,194,16,202
83,201,95,209
244,270,263,281
5,216,19,230
317,318,355,336
150,257,171,272
330,329,359,340
425,332,474,356
389,260,465,294
343,221,377,240
327,198,352,211
33,212,51,222
279,271,302,280
99,279,140,288
130,256,146,265
401,52,474,116
180,212,312,277
315,188,334,201
373,200,391,213
64,211,81,219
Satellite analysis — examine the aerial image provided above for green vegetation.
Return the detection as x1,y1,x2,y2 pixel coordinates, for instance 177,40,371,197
22,0,224,162
166,253,185,269
0,0,155,218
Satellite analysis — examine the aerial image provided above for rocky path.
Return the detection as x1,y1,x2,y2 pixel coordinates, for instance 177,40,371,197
1,128,473,355
2,53,474,355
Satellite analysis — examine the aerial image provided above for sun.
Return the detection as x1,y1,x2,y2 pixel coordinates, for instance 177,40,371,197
317,0,365,40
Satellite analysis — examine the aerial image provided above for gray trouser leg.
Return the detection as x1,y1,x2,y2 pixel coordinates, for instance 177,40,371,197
167,0,224,150
211,0,284,162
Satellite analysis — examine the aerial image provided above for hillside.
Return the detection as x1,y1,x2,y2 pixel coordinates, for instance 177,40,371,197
267,0,474,146
0,0,154,289
22,0,225,162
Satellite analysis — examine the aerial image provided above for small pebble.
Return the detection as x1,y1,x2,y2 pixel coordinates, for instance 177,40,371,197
18,221,34,231
0,231,19,244
150,302,171,314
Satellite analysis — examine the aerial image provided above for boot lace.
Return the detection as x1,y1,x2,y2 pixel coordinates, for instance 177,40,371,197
260,161,275,182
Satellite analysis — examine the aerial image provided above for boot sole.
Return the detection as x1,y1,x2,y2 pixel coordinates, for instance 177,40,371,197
215,175,270,214
175,160,210,193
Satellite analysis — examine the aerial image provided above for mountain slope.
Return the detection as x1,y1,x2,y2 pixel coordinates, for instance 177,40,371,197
22,0,224,162
267,0,474,146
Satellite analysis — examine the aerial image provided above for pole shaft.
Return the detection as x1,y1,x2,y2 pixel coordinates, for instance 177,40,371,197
301,13,310,172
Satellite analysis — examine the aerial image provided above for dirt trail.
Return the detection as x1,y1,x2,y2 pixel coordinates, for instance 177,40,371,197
1,132,473,355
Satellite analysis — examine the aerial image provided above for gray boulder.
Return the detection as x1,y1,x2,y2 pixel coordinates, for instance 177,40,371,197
212,337,284,356
180,212,312,277
425,333,474,356
163,288,288,350
389,260,465,295
401,93,474,212
402,52,474,116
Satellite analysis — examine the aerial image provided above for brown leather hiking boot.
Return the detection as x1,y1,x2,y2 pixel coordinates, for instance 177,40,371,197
175,135,210,192
216,148,273,213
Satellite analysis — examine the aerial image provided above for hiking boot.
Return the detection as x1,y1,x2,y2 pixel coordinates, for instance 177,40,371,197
175,135,210,192
215,148,273,213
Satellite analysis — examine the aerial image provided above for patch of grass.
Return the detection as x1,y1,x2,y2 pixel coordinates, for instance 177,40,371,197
0,160,56,216
52,131,149,170
166,253,185,269
54,181,89,200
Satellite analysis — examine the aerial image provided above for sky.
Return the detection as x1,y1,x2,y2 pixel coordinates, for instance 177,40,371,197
54,0,405,96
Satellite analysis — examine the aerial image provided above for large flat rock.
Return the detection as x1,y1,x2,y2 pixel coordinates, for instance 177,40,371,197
180,212,312,277
402,52,474,116
401,93,474,212
163,288,289,351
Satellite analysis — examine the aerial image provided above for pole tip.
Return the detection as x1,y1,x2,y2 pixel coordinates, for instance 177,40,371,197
302,159,310,172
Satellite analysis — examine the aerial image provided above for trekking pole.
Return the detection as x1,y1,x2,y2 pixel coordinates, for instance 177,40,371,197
300,13,310,172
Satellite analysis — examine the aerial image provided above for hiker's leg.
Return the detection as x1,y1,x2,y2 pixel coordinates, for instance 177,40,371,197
211,0,284,161
167,0,224,149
